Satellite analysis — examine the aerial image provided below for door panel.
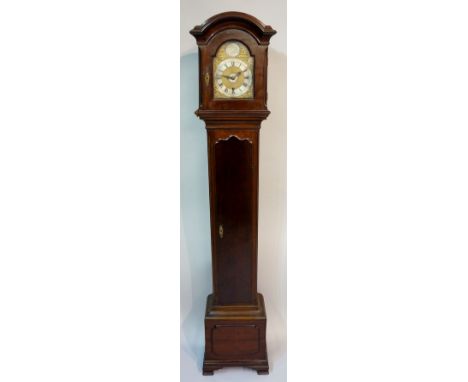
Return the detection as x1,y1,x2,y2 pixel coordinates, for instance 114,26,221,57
214,136,254,305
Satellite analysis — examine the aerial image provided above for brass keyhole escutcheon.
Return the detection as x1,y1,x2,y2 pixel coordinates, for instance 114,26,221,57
205,71,210,86
219,224,223,239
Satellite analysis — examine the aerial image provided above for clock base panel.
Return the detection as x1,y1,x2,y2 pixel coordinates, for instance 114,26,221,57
202,293,269,375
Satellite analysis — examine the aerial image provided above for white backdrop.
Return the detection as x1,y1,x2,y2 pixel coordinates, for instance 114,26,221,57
3,1,468,381
180,1,287,381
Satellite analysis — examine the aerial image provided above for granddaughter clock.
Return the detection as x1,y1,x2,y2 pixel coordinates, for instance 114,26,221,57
190,12,276,375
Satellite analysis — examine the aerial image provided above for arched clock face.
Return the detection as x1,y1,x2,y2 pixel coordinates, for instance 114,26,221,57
213,41,254,99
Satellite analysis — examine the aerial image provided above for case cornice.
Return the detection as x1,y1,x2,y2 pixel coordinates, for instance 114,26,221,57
190,11,276,45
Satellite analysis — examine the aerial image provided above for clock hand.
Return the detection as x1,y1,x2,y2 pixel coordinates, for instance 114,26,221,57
233,69,248,79
221,73,239,81
219,69,247,81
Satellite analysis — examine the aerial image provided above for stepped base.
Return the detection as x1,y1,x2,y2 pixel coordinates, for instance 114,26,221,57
202,293,269,375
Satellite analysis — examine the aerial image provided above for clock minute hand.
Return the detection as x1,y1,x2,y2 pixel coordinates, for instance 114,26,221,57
233,69,248,79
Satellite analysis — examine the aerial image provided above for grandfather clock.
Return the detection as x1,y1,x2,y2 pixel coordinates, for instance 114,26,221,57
190,12,276,375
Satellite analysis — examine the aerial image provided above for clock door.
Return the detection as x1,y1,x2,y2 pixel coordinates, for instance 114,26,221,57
213,135,256,306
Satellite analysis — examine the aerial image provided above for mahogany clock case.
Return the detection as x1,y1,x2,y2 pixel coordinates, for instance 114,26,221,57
190,12,277,376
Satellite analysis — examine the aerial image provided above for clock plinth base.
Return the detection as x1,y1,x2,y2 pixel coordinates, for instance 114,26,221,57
202,359,269,376
202,293,269,376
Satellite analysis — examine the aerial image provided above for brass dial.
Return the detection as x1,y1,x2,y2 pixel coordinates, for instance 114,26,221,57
213,41,254,99
215,59,253,97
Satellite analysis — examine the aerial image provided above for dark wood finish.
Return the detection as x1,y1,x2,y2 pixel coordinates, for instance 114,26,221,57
214,136,255,305
203,293,269,375
190,12,276,375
